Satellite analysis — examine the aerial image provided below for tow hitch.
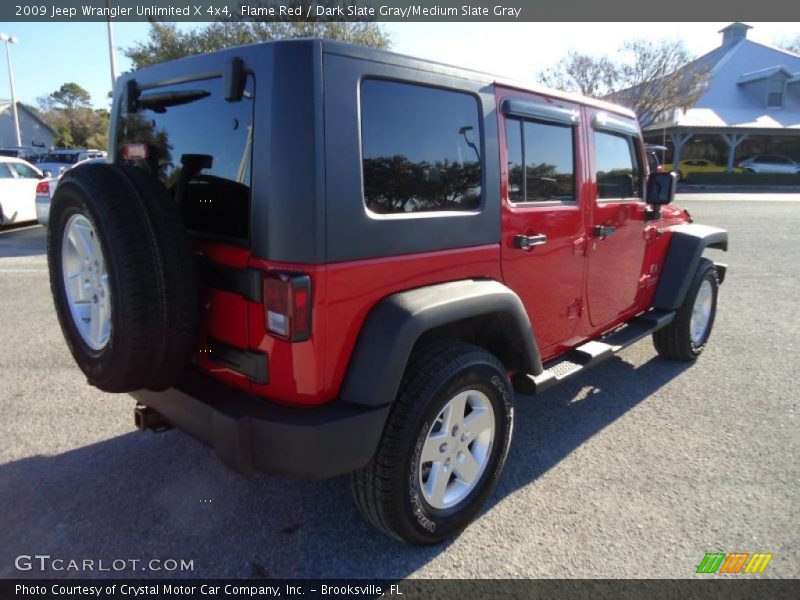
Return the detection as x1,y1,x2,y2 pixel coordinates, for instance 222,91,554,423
134,404,173,432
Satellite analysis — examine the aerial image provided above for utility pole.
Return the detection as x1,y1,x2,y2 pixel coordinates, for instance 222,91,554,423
0,33,21,147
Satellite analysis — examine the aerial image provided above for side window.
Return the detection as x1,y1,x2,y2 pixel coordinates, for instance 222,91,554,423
0,164,15,178
594,131,642,200
360,79,482,215
9,162,39,179
506,117,575,203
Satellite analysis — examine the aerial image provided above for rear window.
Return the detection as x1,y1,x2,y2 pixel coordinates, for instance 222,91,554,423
8,162,39,179
117,75,255,243
43,153,79,164
360,79,482,215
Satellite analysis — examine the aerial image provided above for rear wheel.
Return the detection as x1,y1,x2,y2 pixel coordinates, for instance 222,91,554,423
653,258,719,361
352,343,514,545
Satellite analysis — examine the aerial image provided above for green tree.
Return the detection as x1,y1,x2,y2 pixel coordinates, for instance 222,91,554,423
125,18,391,69
36,83,109,149
45,82,92,111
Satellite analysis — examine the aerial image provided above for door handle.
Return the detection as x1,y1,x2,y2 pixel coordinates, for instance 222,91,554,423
514,234,548,250
593,225,617,237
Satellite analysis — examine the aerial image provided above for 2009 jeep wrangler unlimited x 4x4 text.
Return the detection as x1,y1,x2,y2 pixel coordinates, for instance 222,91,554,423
47,40,727,545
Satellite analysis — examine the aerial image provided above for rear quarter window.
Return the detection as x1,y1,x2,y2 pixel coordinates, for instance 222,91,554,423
360,79,482,215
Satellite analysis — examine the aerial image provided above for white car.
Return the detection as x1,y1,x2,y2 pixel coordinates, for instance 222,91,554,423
737,154,800,174
0,156,45,227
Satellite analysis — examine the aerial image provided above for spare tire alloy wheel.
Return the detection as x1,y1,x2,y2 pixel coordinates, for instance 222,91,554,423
61,213,111,350
48,163,199,393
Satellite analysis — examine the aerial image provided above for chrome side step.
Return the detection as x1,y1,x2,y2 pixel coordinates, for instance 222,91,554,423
514,309,676,395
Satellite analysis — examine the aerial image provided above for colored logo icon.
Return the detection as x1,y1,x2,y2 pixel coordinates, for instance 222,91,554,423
697,552,773,574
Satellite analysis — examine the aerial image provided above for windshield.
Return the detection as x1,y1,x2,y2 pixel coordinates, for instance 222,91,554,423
42,153,79,164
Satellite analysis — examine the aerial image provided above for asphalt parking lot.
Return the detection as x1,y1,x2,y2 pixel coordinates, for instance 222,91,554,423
0,194,798,579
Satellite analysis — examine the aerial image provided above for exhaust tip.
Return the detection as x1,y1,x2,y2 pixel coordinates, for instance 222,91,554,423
134,404,173,433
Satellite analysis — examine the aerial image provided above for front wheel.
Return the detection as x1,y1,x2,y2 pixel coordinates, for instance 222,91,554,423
352,343,514,545
653,258,719,361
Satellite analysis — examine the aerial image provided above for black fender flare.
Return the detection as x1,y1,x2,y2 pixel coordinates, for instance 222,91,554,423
653,223,728,311
339,279,542,408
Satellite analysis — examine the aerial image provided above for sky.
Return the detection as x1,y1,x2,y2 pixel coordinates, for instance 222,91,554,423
0,21,797,109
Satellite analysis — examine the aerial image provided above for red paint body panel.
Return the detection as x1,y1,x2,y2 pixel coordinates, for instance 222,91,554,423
582,107,649,328
321,246,502,403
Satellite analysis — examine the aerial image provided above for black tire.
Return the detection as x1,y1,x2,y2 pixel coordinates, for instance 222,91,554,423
352,343,514,545
653,258,719,361
47,163,198,392
113,164,199,391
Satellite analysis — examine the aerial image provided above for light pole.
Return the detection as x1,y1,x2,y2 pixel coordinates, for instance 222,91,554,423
0,33,21,147
106,1,118,88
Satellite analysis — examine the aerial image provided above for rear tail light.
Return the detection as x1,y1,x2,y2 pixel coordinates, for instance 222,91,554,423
264,273,312,342
35,180,50,195
122,143,149,160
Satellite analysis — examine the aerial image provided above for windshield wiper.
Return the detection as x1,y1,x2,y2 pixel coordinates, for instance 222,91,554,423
136,89,210,113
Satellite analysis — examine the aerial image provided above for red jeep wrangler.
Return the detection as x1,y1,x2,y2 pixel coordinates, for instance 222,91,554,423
47,40,727,545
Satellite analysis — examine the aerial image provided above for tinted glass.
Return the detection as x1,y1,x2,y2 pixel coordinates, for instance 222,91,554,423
595,131,642,199
0,164,14,178
506,118,574,203
117,76,254,242
43,153,79,164
9,162,39,179
506,120,524,203
361,79,482,214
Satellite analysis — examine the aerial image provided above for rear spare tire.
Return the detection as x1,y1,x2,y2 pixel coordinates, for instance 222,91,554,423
47,163,198,392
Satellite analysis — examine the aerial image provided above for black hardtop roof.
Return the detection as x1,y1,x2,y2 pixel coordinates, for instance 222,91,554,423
126,38,637,121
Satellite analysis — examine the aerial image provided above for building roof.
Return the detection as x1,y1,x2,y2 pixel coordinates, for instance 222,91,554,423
0,100,57,137
737,66,797,84
665,107,800,130
645,24,800,132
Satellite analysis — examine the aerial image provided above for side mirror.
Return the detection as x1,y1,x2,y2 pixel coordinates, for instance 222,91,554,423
646,171,676,205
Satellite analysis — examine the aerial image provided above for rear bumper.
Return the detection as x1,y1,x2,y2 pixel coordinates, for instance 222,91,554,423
131,370,390,479
35,196,50,226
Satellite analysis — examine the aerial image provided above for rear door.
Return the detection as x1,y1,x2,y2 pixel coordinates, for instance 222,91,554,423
585,110,648,327
498,88,588,355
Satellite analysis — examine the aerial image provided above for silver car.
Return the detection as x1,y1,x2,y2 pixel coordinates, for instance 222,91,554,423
35,157,107,227
36,149,107,178
737,154,800,174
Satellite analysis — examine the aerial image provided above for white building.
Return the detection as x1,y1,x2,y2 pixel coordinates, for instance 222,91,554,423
644,23,800,172
0,100,56,149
